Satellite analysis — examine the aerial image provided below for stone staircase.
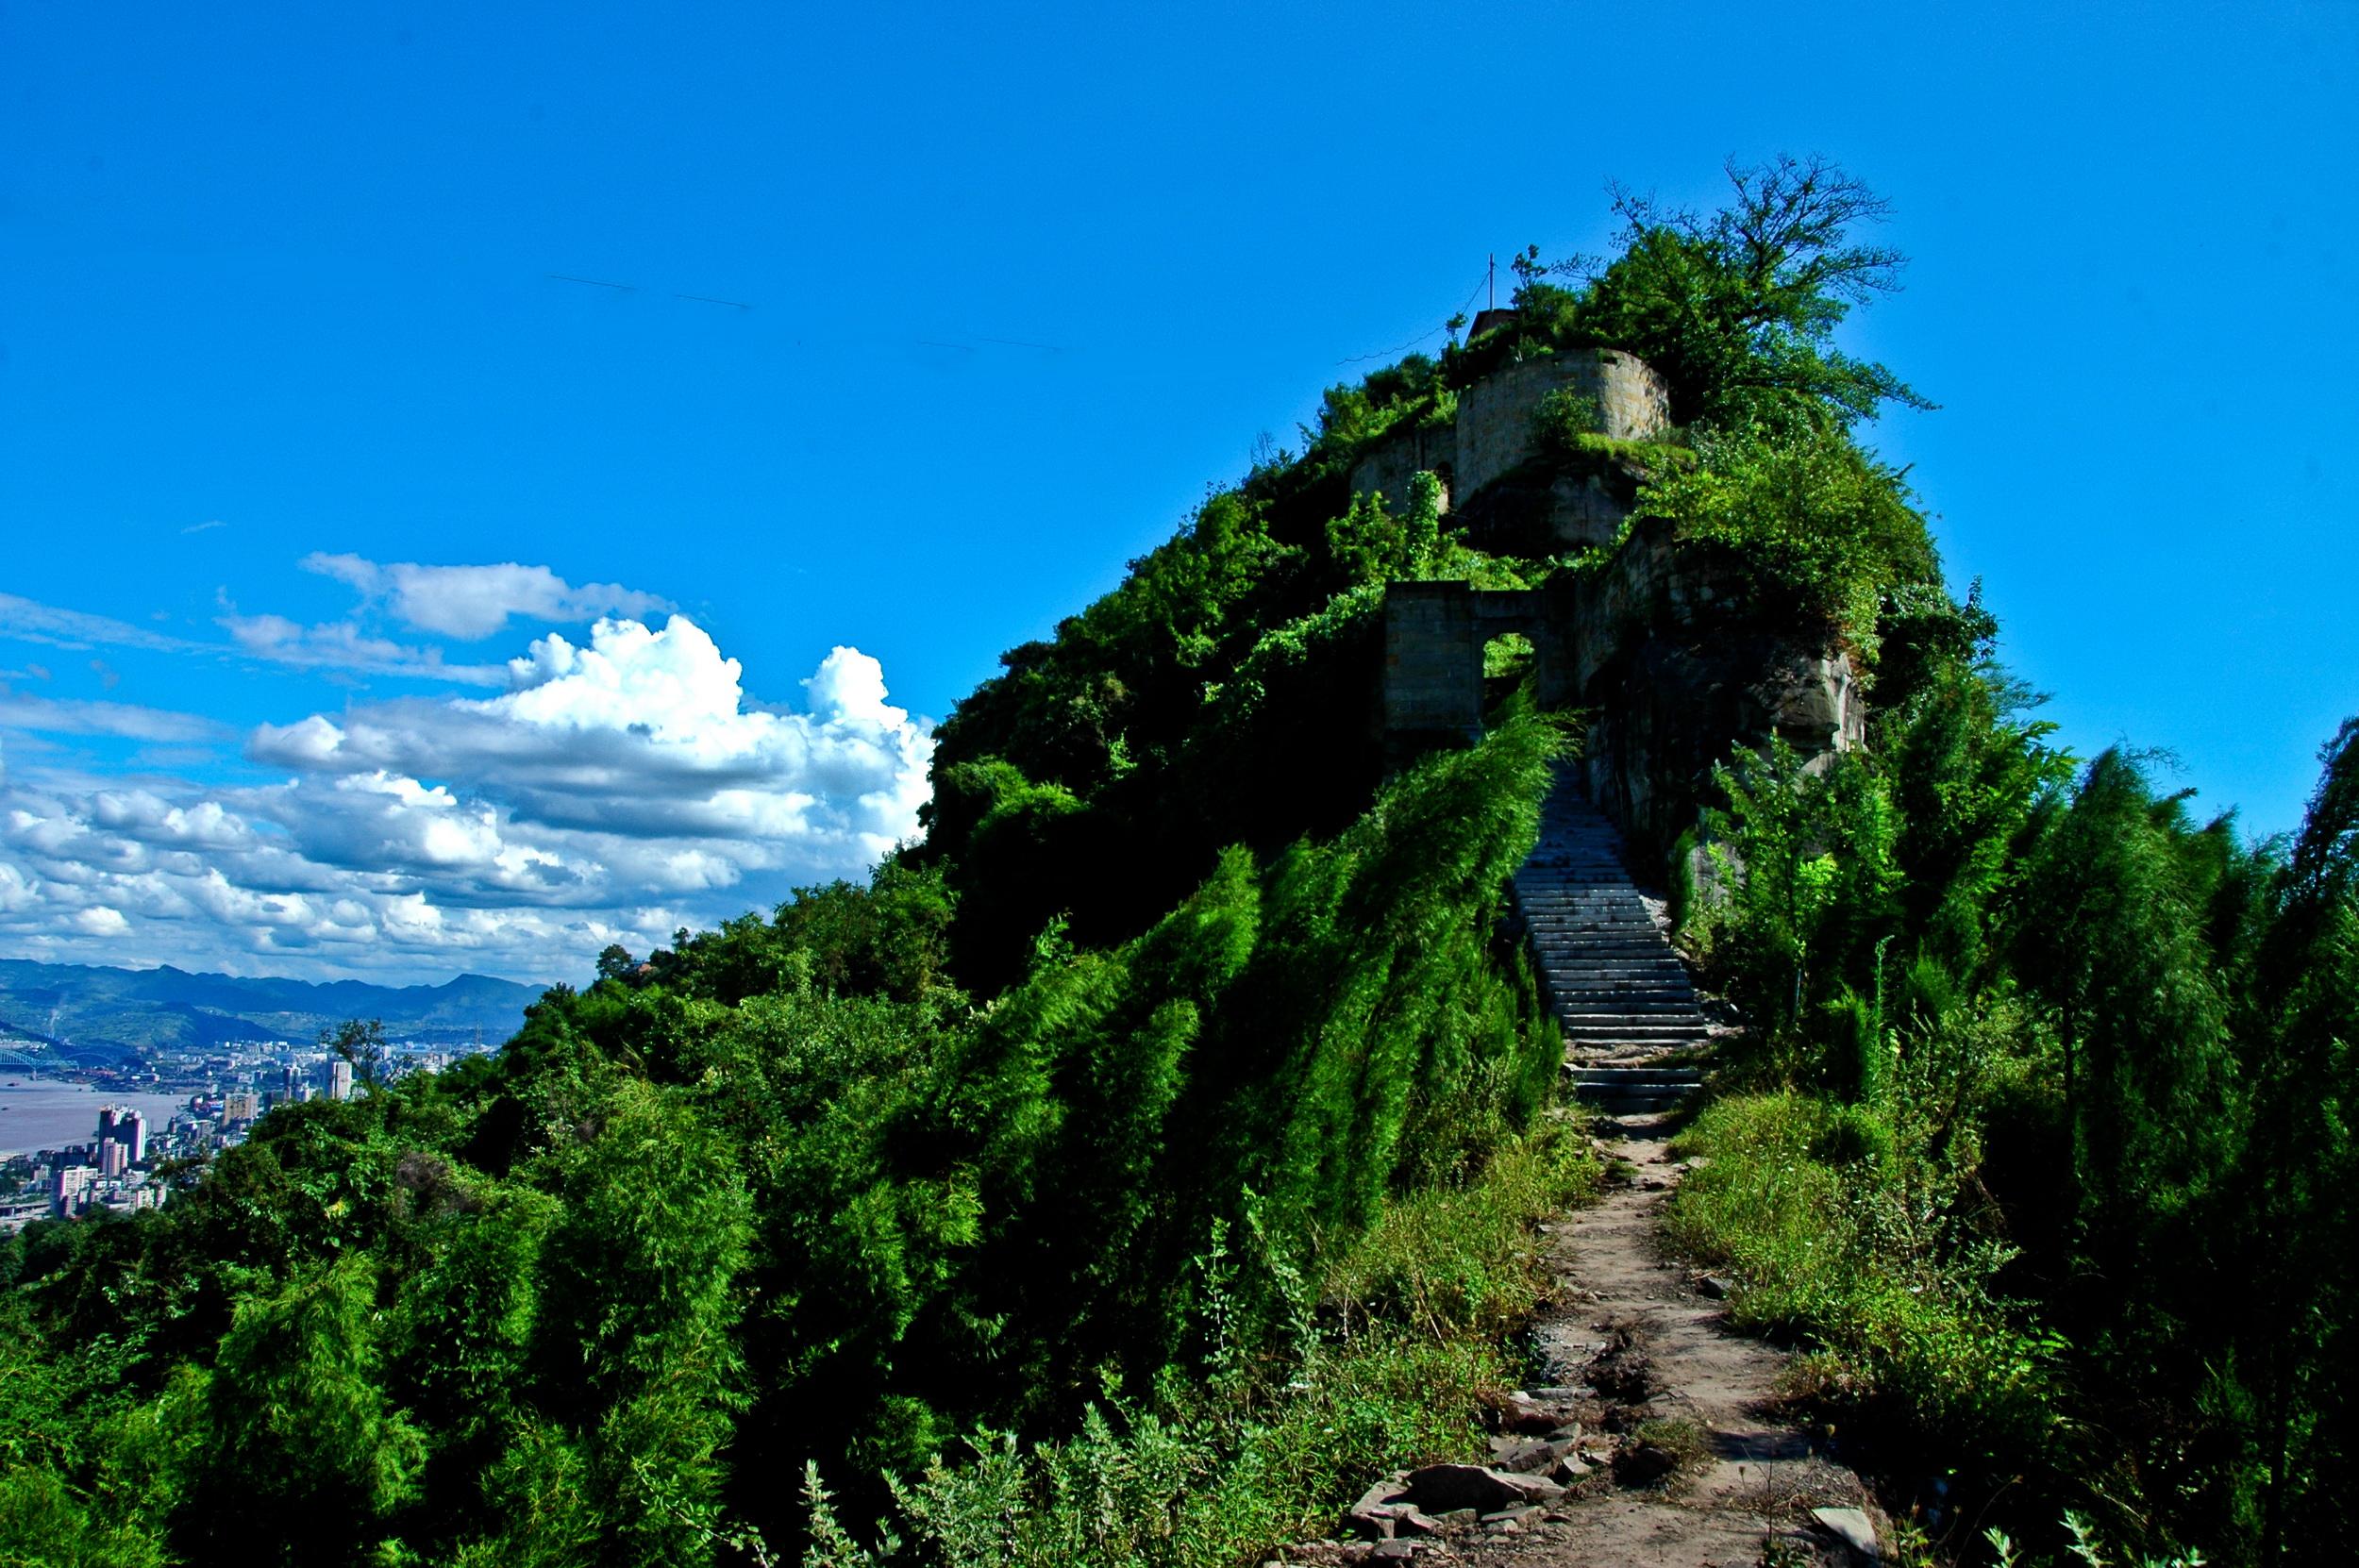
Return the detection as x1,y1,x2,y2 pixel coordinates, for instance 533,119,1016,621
1514,780,1711,1116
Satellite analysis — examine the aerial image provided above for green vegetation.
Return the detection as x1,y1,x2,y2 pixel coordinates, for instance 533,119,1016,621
2,155,2344,1568
1666,666,2359,1560
0,709,1588,1568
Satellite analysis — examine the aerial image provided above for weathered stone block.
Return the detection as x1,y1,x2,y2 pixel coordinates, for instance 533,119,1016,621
1381,583,1482,739
1349,422,1453,516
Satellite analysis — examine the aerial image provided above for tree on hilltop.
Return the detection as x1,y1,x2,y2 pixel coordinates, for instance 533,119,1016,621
1526,154,1931,428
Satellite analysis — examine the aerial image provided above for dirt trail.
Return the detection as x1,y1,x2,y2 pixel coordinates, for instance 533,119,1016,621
1455,1112,1879,1566
1281,1111,1884,1568
1280,784,1884,1566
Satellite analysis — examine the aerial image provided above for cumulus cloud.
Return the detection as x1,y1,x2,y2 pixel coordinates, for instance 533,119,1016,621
0,615,934,985
302,555,673,640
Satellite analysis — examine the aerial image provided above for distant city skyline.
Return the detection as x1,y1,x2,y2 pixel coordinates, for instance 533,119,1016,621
5,1,2353,985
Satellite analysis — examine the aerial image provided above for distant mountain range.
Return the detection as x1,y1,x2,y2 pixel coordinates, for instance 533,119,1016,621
0,959,550,1064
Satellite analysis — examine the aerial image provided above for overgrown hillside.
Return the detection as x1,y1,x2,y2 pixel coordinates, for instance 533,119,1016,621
2,158,2348,1568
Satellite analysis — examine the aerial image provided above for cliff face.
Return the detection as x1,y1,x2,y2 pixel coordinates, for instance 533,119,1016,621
1368,347,1862,861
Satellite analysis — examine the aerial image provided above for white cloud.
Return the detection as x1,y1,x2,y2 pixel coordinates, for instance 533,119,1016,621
0,592,205,656
302,555,673,641
219,610,508,687
0,692,229,743
0,616,934,985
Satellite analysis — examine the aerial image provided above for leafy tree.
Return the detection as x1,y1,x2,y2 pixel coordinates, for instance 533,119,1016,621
535,1080,752,1567
1576,155,1930,428
1636,422,1939,661
323,1016,390,1092
179,1254,426,1565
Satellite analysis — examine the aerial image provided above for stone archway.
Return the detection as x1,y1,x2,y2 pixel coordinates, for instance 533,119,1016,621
1380,581,1574,760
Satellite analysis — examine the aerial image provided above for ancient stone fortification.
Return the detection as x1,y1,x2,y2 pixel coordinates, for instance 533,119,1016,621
1350,347,1670,525
1452,350,1669,495
1369,344,1860,858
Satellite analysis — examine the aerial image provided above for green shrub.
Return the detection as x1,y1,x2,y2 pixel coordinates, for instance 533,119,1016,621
1666,1093,2058,1470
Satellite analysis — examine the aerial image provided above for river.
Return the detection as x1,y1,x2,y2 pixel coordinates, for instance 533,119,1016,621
0,1076,194,1159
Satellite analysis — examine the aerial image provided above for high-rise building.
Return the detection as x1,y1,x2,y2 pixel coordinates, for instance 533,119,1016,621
224,1092,259,1125
95,1105,148,1164
99,1140,126,1177
52,1163,95,1216
326,1059,354,1102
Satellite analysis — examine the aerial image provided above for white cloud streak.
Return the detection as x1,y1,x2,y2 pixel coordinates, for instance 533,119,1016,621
0,692,229,743
218,611,508,687
0,592,207,656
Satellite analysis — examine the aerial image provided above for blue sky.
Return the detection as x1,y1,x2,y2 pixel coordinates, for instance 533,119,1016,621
3,0,2353,985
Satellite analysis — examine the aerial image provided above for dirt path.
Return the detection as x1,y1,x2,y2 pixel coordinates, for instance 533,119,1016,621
1280,1112,1884,1568
1457,1112,1879,1566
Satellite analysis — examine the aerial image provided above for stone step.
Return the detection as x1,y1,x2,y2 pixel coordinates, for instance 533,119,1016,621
1519,895,1651,907
1521,874,1631,883
1562,1028,1710,1044
1538,956,1686,966
1532,937,1678,947
1530,931,1662,940
1557,1013,1708,1027
1519,775,1712,1113
1521,912,1656,925
1576,1070,1708,1084
1573,1090,1693,1114
1535,948,1685,960
1549,992,1698,1004
1559,1017,1706,1030
1556,1008,1701,1023
1532,936,1678,947
1544,973,1691,986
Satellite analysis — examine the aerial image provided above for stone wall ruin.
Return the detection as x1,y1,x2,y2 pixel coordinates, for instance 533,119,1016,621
1349,346,1671,546
1364,341,1865,860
